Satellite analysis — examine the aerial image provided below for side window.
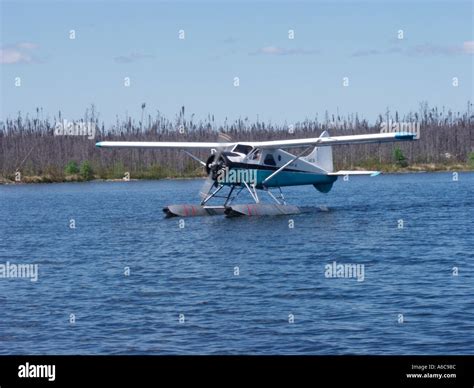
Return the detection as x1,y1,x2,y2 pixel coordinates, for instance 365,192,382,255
251,149,261,161
264,153,276,166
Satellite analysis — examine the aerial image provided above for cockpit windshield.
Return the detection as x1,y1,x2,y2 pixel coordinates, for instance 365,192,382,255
232,144,254,155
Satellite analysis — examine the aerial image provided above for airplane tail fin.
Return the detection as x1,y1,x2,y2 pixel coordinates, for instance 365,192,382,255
303,130,333,172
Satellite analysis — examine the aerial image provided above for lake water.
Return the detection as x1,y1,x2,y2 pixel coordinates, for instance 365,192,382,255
0,172,473,354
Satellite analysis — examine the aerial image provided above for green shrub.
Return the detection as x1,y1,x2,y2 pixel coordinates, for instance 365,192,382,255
80,160,94,181
108,162,126,179
468,152,474,168
64,161,79,175
393,147,408,168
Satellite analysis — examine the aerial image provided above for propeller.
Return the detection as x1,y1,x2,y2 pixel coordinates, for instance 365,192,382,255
199,131,232,202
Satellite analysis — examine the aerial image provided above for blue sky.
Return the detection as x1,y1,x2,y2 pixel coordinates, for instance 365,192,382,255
1,0,473,125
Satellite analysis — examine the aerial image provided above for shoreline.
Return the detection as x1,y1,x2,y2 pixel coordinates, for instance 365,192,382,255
1,164,473,185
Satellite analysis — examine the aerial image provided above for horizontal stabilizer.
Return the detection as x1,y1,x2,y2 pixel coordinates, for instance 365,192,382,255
328,170,381,177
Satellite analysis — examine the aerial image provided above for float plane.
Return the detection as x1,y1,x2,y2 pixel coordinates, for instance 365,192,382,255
96,130,417,217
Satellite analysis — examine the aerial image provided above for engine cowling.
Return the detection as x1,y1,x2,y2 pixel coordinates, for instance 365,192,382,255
205,153,228,181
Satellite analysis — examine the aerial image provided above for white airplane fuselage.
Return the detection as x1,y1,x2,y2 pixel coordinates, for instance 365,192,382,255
212,147,337,192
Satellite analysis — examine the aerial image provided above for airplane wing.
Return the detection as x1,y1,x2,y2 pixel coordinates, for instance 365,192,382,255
247,132,417,149
95,141,234,149
328,170,381,177
95,132,416,149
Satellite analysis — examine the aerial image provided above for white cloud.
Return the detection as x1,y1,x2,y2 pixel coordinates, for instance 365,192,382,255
0,48,33,64
17,42,38,50
352,49,381,57
407,43,461,56
0,42,38,64
463,41,474,54
352,41,474,57
114,52,155,64
251,46,320,56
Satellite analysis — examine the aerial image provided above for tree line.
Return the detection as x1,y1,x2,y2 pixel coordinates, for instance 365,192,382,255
1,102,473,181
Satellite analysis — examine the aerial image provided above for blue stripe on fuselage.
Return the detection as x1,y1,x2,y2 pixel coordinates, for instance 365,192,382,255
217,167,337,188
